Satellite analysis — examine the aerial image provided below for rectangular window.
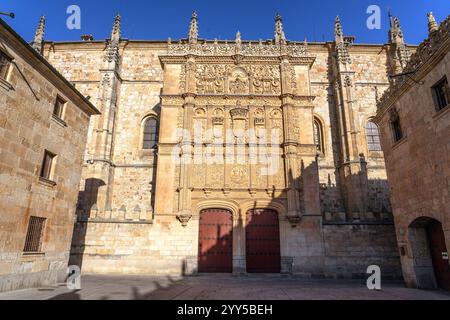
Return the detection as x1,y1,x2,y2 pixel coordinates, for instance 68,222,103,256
40,150,56,181
432,76,450,111
392,118,403,142
53,96,66,119
23,216,46,253
0,50,12,80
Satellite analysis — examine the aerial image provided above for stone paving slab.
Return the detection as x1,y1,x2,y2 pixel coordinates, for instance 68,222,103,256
0,274,449,300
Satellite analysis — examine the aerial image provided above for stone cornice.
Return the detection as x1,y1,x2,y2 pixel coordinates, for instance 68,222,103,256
159,54,315,66
0,18,100,116
161,94,315,107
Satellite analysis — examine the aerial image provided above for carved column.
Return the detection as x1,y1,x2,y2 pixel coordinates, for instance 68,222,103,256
176,56,196,224
280,58,301,218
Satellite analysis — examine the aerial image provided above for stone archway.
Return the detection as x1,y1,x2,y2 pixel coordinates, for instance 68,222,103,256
409,217,450,290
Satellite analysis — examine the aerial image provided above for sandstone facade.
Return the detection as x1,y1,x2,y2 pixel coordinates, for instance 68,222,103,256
39,13,411,279
0,18,99,292
376,14,450,289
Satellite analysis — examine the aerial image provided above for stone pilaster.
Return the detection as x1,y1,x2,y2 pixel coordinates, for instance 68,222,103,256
332,17,369,221
83,15,122,213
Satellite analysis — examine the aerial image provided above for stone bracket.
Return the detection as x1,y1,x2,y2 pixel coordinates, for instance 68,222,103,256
177,214,193,227
286,214,302,228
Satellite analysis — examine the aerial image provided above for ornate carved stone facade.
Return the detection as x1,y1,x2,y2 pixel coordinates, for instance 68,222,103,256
37,12,415,278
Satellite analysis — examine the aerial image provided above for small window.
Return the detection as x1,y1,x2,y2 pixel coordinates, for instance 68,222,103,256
313,118,325,154
432,76,450,111
40,150,56,181
143,117,159,150
0,50,12,80
366,121,382,151
53,96,66,119
23,216,46,253
392,117,403,142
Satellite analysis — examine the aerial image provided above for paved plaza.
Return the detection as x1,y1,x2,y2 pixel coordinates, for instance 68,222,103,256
0,275,449,300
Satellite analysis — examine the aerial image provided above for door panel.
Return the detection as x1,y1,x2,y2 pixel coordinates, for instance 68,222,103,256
427,220,450,290
198,209,233,273
246,209,281,273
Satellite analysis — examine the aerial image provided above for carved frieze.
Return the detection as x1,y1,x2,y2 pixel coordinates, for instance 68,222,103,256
193,64,281,95
168,41,309,58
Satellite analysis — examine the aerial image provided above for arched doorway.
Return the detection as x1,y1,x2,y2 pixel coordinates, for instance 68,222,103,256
409,217,450,290
198,209,233,273
246,209,281,273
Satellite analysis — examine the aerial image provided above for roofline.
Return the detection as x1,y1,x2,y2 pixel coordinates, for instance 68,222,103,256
0,18,100,115
43,39,419,48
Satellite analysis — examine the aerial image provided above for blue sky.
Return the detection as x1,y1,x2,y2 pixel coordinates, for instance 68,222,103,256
1,0,448,44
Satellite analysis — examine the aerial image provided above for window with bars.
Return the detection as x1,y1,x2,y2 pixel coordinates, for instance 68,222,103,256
143,117,159,150
366,121,382,151
40,150,56,181
23,216,46,253
432,76,450,111
0,50,12,80
53,96,66,119
313,119,324,154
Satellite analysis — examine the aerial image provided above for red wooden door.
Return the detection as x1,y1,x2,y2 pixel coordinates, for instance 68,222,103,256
427,220,450,290
198,209,233,273
246,209,281,273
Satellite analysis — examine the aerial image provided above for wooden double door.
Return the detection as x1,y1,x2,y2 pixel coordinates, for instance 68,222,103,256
198,208,281,274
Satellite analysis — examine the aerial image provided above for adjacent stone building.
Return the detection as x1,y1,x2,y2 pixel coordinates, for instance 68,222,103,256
37,12,409,279
376,13,450,290
0,18,99,292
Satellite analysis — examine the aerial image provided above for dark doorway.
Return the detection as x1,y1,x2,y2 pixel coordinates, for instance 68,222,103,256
246,209,281,273
198,209,233,273
427,220,450,290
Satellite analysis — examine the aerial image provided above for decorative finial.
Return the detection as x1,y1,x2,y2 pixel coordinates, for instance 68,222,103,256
189,11,198,44
236,31,241,43
274,13,286,44
334,16,344,42
388,10,395,43
105,14,121,64
111,13,121,42
31,16,45,54
394,17,404,41
427,12,439,34
388,9,394,28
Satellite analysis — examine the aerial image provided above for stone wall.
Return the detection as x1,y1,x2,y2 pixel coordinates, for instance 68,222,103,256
376,19,450,288
323,223,402,279
0,23,97,291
